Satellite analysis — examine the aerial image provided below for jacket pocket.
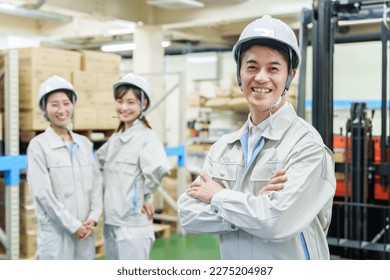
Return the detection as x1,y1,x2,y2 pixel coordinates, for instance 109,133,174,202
115,156,138,177
211,161,240,190
250,161,284,195
46,155,73,200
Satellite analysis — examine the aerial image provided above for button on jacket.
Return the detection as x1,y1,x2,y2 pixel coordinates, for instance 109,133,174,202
27,126,103,259
178,103,336,259
96,121,171,227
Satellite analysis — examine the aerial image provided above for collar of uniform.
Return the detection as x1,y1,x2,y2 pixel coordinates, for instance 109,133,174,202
262,102,296,141
225,102,295,144
225,121,249,145
118,120,145,143
45,126,81,149
248,113,270,136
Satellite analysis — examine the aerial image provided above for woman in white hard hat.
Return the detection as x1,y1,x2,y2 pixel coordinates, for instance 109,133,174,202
178,15,336,259
96,73,171,260
26,75,103,259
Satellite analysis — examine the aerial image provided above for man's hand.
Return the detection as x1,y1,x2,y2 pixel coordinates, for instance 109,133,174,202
257,169,287,196
186,171,223,204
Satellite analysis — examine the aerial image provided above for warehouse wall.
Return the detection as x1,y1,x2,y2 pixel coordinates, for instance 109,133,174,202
304,41,384,136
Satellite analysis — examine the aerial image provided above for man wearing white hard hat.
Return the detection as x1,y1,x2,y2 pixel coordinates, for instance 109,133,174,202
178,15,336,259
26,75,103,259
96,73,171,260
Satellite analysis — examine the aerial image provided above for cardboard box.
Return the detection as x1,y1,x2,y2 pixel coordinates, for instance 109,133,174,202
0,78,4,110
96,109,118,130
20,232,37,259
19,108,47,131
19,65,72,109
75,90,115,109
73,108,98,130
95,216,104,246
72,70,118,93
0,112,3,141
18,47,81,70
20,205,38,235
80,50,121,75
19,179,33,207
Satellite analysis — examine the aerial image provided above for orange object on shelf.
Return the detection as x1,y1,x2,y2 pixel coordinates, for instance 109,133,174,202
333,135,389,201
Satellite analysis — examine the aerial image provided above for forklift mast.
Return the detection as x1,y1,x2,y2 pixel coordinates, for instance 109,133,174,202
299,0,390,259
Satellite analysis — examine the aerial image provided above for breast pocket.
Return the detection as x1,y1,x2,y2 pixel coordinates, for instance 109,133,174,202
250,161,284,195
211,161,240,190
114,156,139,187
46,156,73,200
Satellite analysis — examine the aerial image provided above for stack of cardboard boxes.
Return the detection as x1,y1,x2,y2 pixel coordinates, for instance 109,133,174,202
0,178,105,259
0,178,38,259
73,50,121,130
0,47,121,131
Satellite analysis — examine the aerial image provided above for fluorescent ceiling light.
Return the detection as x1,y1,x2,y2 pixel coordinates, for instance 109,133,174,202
101,43,136,52
161,40,171,48
147,0,204,9
186,55,217,63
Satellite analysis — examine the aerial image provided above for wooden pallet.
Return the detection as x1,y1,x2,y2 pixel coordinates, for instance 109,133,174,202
153,223,171,238
95,243,105,259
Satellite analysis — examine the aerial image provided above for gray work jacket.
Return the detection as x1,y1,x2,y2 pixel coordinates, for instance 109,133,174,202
27,126,103,234
96,121,171,227
178,103,336,259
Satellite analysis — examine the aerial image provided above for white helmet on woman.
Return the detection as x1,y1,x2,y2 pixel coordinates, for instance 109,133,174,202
113,73,152,113
232,15,300,91
38,75,77,107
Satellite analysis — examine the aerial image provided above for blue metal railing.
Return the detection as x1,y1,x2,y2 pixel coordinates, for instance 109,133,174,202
0,145,186,187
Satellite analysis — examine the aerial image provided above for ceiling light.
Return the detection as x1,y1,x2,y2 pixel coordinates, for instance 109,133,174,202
161,40,171,48
147,0,204,9
101,42,136,52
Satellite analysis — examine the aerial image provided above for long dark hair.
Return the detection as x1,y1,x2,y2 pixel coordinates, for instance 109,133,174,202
114,84,151,132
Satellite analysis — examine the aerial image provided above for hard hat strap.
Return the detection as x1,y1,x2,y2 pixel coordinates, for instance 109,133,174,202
284,48,293,95
139,90,146,119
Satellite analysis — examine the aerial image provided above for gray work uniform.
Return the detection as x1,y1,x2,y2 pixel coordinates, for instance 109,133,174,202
96,121,171,260
27,126,103,260
178,103,336,259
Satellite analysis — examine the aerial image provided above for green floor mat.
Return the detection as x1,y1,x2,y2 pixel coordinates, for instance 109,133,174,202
150,234,220,260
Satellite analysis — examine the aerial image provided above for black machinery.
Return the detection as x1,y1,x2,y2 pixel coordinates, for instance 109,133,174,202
298,0,390,259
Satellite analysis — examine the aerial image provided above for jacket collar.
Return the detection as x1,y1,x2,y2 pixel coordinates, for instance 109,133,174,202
118,120,145,143
45,126,81,149
226,103,296,145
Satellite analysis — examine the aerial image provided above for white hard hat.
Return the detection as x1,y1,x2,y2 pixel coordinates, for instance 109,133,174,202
38,75,77,107
232,15,300,87
113,73,152,112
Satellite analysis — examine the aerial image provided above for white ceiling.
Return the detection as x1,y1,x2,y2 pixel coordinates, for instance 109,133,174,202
0,0,383,55
0,0,313,53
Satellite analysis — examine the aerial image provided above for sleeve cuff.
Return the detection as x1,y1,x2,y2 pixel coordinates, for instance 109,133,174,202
210,189,238,232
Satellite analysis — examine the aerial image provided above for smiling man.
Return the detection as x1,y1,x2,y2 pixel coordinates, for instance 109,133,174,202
178,15,336,260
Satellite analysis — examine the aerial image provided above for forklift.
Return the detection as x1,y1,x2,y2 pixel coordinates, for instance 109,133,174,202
298,0,390,259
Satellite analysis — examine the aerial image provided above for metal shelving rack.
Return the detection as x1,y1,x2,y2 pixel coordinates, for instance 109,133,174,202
0,49,20,260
